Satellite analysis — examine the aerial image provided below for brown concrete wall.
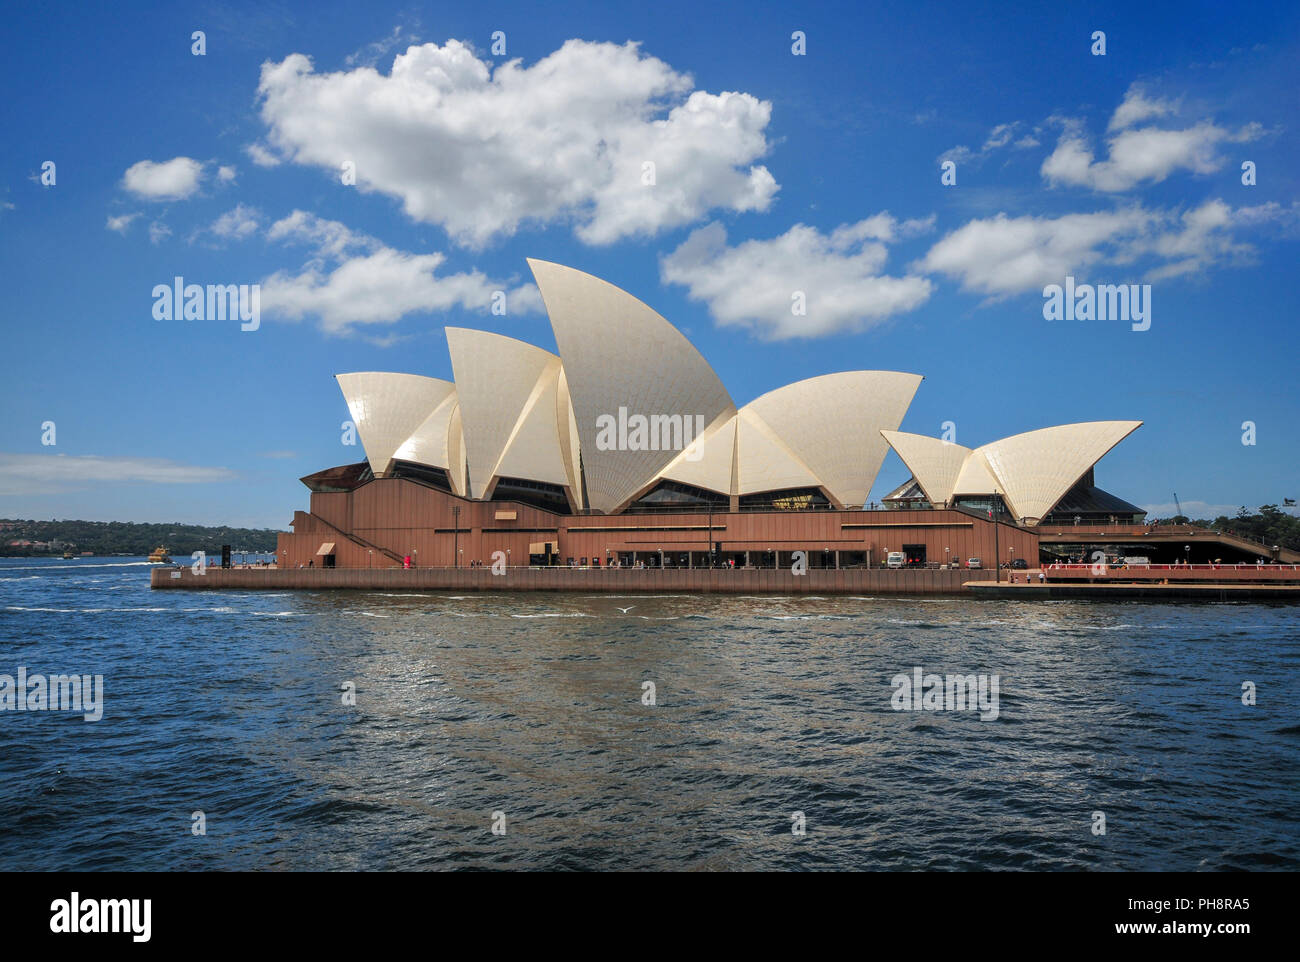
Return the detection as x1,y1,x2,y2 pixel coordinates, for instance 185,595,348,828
153,564,981,595
276,478,1039,574
282,510,390,570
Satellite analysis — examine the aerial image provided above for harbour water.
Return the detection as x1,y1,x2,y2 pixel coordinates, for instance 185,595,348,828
1,556,1296,870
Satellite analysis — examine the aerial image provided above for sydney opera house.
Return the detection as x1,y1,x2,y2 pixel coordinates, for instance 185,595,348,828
277,259,1151,573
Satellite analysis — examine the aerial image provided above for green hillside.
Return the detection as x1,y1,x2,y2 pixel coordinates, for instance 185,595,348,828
0,519,281,556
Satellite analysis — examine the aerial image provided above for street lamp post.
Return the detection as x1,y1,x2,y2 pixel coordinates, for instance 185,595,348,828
707,501,713,568
992,490,1001,584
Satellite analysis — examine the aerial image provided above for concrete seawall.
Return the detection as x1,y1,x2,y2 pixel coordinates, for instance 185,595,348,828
967,580,1300,601
151,566,1300,600
151,565,978,595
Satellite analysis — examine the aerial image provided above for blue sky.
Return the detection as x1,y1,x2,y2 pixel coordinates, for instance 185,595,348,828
2,0,1297,527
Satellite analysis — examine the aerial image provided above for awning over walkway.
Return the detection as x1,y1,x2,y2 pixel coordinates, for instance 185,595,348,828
316,542,336,555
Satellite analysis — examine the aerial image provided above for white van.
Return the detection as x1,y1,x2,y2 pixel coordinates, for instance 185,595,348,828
886,551,907,568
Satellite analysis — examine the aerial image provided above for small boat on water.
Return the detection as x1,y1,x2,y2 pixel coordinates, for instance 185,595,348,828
148,546,171,563
62,550,74,559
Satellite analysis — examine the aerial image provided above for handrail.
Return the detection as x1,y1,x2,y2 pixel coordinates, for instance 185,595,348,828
306,515,404,564
1043,524,1290,552
1045,562,1300,571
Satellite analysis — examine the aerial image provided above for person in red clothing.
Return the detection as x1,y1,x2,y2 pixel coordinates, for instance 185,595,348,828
403,554,411,569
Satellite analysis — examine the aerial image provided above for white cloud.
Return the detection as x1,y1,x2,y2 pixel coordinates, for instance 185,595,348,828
106,212,140,233
244,143,281,167
982,123,1018,150
122,157,204,200
260,211,541,334
261,252,498,334
0,453,237,495
1108,85,1177,131
1042,124,1232,191
148,221,172,245
919,209,1153,297
255,39,778,247
505,282,544,316
266,209,377,258
1041,89,1261,192
1131,200,1252,281
217,165,237,182
918,200,1270,296
1232,200,1300,235
661,217,934,340
940,122,1028,166
360,332,415,349
346,24,420,67
209,203,263,240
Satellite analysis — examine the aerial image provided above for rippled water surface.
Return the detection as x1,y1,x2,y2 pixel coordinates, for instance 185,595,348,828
1,557,1297,870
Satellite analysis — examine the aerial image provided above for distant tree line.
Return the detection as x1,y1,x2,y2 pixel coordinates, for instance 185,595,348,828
1173,505,1300,551
0,518,280,556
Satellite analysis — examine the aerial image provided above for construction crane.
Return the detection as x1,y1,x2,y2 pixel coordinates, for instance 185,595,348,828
1173,492,1184,519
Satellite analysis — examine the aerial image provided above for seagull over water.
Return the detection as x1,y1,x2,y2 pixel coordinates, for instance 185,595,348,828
616,606,635,614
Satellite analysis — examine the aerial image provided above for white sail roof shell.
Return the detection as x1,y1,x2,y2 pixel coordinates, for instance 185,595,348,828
446,404,467,496
555,367,584,509
734,408,823,495
392,389,461,471
492,357,571,490
661,413,738,495
880,431,972,505
952,450,999,497
742,372,923,508
528,258,736,513
886,420,1144,523
446,328,571,498
334,267,1138,524
335,372,456,477
974,420,1142,522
